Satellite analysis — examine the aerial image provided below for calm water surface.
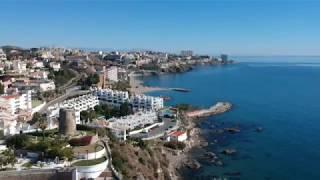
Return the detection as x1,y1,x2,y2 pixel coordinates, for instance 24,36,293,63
143,57,320,180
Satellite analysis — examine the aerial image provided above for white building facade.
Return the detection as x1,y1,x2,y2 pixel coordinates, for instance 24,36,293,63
108,111,158,130
130,94,164,112
46,94,99,124
0,49,6,61
106,66,118,82
0,90,32,115
92,88,129,107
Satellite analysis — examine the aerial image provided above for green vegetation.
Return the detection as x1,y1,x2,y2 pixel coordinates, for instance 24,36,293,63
176,103,197,111
0,130,4,140
78,74,99,89
111,148,128,174
0,148,17,169
48,69,76,87
22,162,32,169
42,90,56,99
164,141,186,150
30,112,47,140
93,103,133,120
112,81,131,91
80,109,96,123
72,156,107,166
6,134,73,161
6,134,30,149
32,99,43,108
0,83,4,94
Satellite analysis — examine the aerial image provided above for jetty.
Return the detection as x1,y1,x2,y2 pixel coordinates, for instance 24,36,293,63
186,102,232,118
170,88,191,92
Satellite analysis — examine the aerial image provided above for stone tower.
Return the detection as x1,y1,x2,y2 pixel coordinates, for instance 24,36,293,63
59,108,76,136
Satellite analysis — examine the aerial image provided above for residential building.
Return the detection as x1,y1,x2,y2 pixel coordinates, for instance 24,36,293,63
0,90,32,115
180,50,193,57
0,49,6,61
92,88,163,111
29,70,48,79
130,94,164,112
60,94,99,124
39,80,55,92
221,54,228,62
105,66,118,82
12,60,27,73
167,131,188,142
92,88,129,107
108,111,158,130
49,62,61,71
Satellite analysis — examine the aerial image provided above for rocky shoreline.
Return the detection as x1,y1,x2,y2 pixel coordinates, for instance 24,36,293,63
165,102,232,179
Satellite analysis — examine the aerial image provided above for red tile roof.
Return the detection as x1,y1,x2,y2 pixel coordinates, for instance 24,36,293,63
169,131,186,137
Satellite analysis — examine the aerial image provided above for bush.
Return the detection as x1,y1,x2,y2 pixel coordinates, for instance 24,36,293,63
164,141,186,150
69,136,93,146
111,149,127,172
6,134,30,149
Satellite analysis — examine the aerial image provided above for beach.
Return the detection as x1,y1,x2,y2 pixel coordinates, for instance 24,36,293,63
129,75,168,94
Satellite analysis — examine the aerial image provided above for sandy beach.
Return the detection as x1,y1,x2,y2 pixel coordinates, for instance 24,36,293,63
129,75,168,94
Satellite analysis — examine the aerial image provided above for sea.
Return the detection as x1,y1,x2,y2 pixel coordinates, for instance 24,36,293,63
142,57,320,180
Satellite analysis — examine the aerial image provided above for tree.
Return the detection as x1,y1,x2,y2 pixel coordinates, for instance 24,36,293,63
35,115,48,140
6,134,30,149
0,83,4,94
119,102,133,116
96,128,107,137
88,109,96,122
80,109,96,124
80,111,89,124
1,148,17,168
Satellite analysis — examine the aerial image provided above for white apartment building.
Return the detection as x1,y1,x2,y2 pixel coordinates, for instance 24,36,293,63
131,94,164,112
92,88,129,107
0,90,32,115
39,81,55,92
33,61,44,68
12,60,27,73
181,50,193,57
108,111,158,130
106,66,118,82
0,49,6,61
59,94,99,124
92,88,164,111
29,70,48,79
49,62,61,71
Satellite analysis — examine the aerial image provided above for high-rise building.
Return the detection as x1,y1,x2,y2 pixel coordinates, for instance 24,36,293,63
180,50,193,57
221,54,228,62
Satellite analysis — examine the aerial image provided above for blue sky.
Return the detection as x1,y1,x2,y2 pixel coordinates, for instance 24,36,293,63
1,0,320,55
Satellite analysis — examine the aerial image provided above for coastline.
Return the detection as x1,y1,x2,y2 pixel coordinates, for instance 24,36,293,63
166,102,232,179
129,75,168,94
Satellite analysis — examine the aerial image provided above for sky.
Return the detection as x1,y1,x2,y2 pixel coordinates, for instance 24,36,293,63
1,0,320,56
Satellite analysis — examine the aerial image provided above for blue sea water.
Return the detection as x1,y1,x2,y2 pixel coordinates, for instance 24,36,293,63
142,57,320,180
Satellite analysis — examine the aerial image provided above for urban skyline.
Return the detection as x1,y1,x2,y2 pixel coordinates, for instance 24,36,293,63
1,0,320,56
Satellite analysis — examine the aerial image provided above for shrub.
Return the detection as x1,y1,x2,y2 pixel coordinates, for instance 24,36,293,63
163,141,186,150
69,136,93,146
6,134,30,149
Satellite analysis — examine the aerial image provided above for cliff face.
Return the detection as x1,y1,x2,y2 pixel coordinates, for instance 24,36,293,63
110,141,174,180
